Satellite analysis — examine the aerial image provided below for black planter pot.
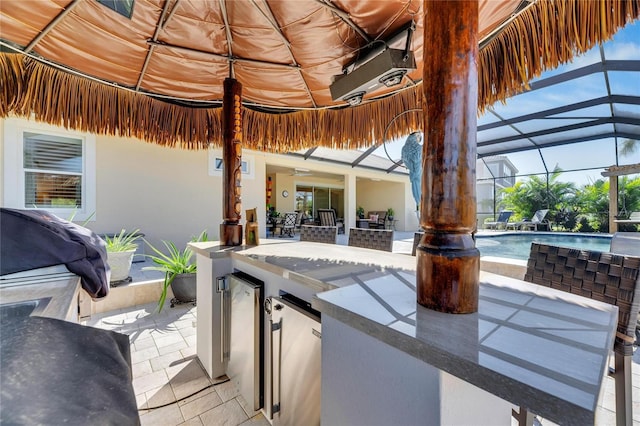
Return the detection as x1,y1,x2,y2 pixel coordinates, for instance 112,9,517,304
170,273,196,304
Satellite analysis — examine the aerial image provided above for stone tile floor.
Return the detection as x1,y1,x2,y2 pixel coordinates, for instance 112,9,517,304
84,302,269,426
86,299,640,426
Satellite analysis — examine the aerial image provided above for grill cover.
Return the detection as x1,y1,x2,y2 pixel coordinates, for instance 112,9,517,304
0,208,110,298
1,315,139,425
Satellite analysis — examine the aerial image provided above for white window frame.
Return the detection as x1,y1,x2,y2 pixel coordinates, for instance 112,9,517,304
208,148,255,180
3,118,96,221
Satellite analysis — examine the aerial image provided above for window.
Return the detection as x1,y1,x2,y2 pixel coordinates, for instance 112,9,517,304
3,118,96,221
208,149,255,179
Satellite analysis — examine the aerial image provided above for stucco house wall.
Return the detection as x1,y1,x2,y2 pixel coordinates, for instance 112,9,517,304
1,117,416,250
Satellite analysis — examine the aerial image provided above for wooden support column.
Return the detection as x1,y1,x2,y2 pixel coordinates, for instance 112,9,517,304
609,176,618,233
220,78,243,246
416,0,479,313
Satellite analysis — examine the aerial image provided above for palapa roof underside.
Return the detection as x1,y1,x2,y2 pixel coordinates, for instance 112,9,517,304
1,0,639,152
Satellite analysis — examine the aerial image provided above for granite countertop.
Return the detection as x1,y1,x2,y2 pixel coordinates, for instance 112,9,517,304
189,240,417,293
191,240,617,424
313,268,617,426
0,277,81,321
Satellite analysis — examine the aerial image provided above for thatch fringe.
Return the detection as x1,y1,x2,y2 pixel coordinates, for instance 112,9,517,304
0,0,638,151
0,53,24,116
14,57,213,149
243,88,423,152
478,0,640,112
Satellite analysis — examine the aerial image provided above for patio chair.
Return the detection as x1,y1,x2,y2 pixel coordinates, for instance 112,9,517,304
348,228,394,252
277,212,297,237
294,210,304,233
514,243,640,426
366,211,387,229
318,209,345,234
299,225,338,244
506,209,550,231
615,211,640,225
483,211,513,230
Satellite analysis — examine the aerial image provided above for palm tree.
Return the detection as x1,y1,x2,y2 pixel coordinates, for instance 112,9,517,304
499,166,577,221
619,139,639,157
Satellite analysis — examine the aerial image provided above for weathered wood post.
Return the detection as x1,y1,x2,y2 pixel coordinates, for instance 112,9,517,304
220,78,243,246
416,0,479,313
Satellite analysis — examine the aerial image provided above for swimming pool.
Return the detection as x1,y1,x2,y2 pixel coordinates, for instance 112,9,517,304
476,233,612,260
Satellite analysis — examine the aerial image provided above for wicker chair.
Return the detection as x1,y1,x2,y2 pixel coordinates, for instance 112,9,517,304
347,228,394,252
515,243,640,426
317,209,344,234
299,225,337,244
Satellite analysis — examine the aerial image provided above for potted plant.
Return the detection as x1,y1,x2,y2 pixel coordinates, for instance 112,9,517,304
386,207,395,221
104,229,141,284
356,206,365,219
144,231,208,311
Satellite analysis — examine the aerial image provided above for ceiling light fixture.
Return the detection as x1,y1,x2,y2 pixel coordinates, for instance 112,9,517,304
329,21,416,106
344,92,365,106
379,70,407,87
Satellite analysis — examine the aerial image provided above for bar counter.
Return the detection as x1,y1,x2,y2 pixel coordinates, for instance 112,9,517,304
190,240,618,425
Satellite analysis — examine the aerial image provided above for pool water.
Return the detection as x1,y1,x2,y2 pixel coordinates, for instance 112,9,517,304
476,233,612,260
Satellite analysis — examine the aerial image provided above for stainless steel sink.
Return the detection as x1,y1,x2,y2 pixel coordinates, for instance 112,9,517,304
0,298,50,323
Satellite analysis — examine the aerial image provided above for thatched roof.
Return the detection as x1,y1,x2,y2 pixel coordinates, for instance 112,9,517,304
1,0,639,151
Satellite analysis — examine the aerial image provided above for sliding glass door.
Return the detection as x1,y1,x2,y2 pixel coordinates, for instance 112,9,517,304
295,185,344,219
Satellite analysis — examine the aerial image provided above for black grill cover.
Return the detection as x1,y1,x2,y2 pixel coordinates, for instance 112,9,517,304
1,316,139,425
0,208,110,298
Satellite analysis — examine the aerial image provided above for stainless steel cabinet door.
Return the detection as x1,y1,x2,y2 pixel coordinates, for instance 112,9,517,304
227,275,261,411
270,298,321,426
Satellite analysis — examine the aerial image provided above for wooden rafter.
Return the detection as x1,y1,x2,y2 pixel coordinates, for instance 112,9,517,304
136,0,177,91
25,0,82,52
146,40,300,69
219,0,234,78
250,0,317,107
312,0,371,43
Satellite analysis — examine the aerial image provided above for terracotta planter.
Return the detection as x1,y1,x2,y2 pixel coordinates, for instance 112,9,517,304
171,273,197,303
107,249,136,282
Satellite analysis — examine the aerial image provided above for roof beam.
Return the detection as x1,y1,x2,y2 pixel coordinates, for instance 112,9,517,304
25,0,82,52
351,145,379,167
514,61,640,95
219,0,234,77
146,40,300,69
136,0,177,91
478,116,639,147
478,131,639,158
250,0,317,107
312,0,371,43
302,147,318,159
479,95,640,131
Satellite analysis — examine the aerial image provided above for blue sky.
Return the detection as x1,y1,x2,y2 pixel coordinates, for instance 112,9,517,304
371,20,640,187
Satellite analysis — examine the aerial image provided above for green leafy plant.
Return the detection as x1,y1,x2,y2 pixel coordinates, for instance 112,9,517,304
356,206,365,218
104,229,140,252
386,207,395,218
144,230,208,312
